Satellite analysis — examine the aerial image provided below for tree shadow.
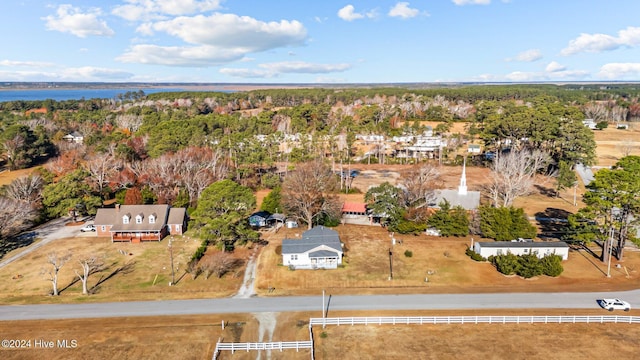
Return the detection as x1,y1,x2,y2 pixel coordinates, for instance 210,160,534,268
535,208,573,239
57,277,81,295
571,242,607,276
89,260,137,293
534,184,558,198
0,231,37,258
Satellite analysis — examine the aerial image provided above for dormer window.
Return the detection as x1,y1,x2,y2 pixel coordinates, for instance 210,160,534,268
123,214,131,224
149,214,156,224
135,214,143,224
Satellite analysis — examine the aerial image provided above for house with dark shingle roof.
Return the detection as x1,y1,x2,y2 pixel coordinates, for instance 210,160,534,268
94,204,187,242
281,226,343,269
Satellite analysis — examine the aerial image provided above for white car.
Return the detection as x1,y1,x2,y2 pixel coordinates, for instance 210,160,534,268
80,224,96,232
599,298,631,312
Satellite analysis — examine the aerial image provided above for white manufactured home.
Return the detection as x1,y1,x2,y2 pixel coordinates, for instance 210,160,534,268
473,241,570,260
282,226,343,269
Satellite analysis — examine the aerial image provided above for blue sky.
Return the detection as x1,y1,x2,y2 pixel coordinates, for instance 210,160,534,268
2,0,640,83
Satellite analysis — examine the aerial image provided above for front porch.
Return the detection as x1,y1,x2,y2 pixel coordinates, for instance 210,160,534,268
112,231,163,243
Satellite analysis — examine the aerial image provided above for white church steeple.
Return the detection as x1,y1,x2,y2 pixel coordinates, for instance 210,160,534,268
458,157,468,195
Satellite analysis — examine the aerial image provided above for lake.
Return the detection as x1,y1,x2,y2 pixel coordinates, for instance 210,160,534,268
0,87,225,102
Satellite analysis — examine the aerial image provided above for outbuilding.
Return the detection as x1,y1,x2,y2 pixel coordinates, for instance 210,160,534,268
473,240,570,260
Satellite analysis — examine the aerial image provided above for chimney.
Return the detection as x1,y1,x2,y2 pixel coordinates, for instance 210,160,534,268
115,203,120,211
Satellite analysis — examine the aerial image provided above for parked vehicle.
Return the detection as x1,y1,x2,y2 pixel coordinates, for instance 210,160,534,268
80,224,96,232
598,298,631,311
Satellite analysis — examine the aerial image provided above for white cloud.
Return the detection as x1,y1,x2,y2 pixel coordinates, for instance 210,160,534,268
119,13,307,66
506,49,542,62
561,26,640,56
0,66,133,81
388,2,421,19
545,61,566,72
260,61,351,74
598,63,640,79
62,66,134,80
151,14,306,51
338,5,364,21
219,68,274,78
112,0,222,22
337,5,376,21
43,4,114,38
220,61,352,78
452,0,491,5
117,44,246,66
0,60,55,67
505,68,589,81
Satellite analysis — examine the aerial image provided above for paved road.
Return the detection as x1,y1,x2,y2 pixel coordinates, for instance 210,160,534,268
1,289,638,321
0,218,88,270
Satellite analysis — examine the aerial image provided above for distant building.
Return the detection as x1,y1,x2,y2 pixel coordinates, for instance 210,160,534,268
62,131,84,144
582,119,597,130
431,159,480,211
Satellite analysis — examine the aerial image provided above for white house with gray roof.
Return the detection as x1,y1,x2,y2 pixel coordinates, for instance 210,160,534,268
281,226,343,269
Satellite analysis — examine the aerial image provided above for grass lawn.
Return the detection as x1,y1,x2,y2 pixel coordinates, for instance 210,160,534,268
254,224,640,297
0,234,248,304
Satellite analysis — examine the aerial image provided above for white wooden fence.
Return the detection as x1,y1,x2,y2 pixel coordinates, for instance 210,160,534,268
212,315,639,359
310,315,640,327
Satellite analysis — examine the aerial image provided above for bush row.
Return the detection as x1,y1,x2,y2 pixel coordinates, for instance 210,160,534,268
488,253,563,278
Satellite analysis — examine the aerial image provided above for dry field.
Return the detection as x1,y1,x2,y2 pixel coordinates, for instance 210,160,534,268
312,309,640,360
0,235,249,304
2,309,639,360
592,125,640,166
254,225,640,297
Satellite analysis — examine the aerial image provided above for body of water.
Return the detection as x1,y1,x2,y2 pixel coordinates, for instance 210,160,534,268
0,88,192,102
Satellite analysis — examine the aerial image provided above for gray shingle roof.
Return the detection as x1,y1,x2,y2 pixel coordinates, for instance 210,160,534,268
432,189,480,210
95,204,175,232
282,226,342,254
167,208,186,225
309,250,340,258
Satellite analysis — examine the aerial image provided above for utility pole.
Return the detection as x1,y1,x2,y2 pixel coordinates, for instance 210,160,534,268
388,248,393,280
607,227,614,278
168,237,175,285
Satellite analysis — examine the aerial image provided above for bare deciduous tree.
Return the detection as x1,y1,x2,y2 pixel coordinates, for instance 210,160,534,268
583,102,609,122
42,252,72,296
85,153,118,194
4,175,44,204
488,149,551,207
199,252,238,279
617,140,637,158
401,163,443,207
282,160,341,229
74,256,105,295
0,197,38,240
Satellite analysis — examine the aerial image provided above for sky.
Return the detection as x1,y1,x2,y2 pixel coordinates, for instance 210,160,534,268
2,0,640,84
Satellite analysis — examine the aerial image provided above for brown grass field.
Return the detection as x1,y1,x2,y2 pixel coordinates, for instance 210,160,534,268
2,309,640,360
0,235,249,304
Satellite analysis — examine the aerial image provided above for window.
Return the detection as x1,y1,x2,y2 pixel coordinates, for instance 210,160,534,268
524,249,529,253
291,254,298,261
101,226,106,231
123,215,130,224
149,215,156,224
135,215,143,224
